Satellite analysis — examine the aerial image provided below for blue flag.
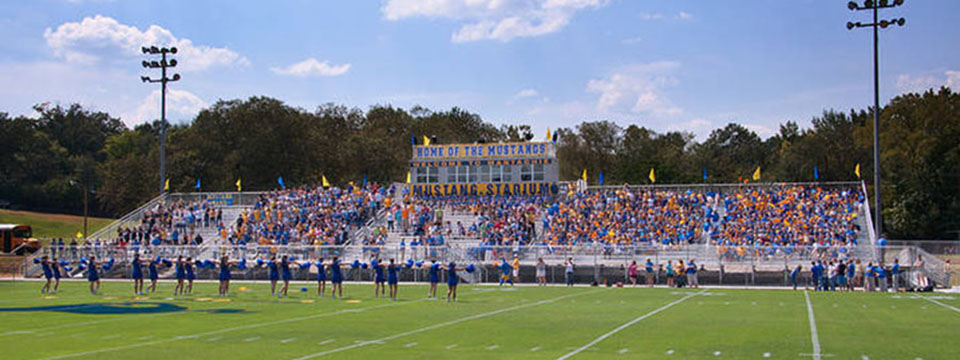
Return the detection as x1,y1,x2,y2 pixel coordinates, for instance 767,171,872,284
195,178,201,190
362,175,368,187
702,167,708,181
278,176,285,189
410,135,416,146
599,171,604,185
814,165,819,180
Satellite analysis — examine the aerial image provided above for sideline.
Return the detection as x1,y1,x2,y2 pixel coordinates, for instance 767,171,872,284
803,291,822,360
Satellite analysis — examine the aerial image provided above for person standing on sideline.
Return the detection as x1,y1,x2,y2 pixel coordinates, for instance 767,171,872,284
790,265,802,290
564,258,575,287
891,258,901,292
628,260,638,286
846,259,856,291
810,261,820,291
913,255,927,289
863,262,874,292
536,258,547,286
511,256,521,284
686,259,698,288
645,258,655,287
666,260,675,288
877,262,888,292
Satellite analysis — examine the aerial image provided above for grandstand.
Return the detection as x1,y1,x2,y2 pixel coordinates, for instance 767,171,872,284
20,140,951,289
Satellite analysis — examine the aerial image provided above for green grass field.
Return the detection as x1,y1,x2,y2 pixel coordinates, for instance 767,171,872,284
0,281,957,359
0,210,114,241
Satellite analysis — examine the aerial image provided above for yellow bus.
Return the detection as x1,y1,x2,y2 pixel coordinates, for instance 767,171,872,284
0,224,40,255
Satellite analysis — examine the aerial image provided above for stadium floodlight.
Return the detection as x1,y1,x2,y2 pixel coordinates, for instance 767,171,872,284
845,0,905,242
140,45,181,195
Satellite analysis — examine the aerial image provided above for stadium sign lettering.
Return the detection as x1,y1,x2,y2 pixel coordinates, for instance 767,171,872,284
414,142,550,159
411,182,558,196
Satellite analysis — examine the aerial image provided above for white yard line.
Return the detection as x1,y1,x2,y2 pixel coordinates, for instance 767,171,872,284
291,289,603,360
803,291,822,360
555,290,706,360
37,299,427,360
920,296,960,313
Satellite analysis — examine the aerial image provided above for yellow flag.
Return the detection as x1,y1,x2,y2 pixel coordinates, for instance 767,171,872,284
236,178,242,192
164,179,169,191
322,175,330,187
855,163,861,179
406,171,411,184
649,168,656,183
75,231,83,239
546,127,552,141
422,135,431,146
752,166,761,181
581,169,587,182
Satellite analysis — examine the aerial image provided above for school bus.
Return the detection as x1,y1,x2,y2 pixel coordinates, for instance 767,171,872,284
0,224,40,255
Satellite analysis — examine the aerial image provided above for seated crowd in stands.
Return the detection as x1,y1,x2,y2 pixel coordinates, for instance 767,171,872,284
225,183,391,246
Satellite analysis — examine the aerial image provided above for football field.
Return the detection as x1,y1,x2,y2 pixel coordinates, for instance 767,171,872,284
0,281,957,359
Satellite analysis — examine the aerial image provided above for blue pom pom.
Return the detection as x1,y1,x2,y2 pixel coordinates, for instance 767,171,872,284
405,259,414,268
465,264,476,273
162,260,172,267
33,258,41,264
351,260,361,269
300,287,307,292
256,259,264,266
80,257,88,264
415,260,424,267
361,262,368,269
299,262,311,270
107,257,115,264
102,264,112,271
237,262,247,270
288,256,296,261
64,266,73,272
370,259,379,268
204,259,213,268
315,261,323,267
60,260,69,266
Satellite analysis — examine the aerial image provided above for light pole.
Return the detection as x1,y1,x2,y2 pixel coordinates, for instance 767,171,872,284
140,46,181,195
847,0,905,237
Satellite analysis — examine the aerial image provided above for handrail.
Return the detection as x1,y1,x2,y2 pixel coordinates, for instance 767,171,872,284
87,192,168,241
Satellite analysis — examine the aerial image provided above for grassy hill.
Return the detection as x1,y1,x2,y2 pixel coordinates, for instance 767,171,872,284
0,209,114,241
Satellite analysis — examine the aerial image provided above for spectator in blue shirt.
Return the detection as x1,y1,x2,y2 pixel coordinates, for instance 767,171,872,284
891,258,901,292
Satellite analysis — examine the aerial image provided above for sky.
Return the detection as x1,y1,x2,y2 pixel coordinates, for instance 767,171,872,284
0,0,957,140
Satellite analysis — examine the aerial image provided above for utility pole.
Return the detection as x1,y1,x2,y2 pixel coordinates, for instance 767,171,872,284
140,46,181,195
846,0,905,237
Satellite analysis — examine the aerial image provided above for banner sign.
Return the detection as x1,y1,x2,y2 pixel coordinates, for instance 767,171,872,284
410,158,552,168
411,182,559,196
413,142,551,160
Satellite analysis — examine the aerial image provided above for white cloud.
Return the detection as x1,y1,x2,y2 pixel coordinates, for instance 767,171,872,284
271,58,351,77
585,61,683,117
639,12,663,20
621,36,643,45
514,88,539,99
129,89,207,126
896,70,960,94
676,11,694,21
382,0,607,43
43,15,248,71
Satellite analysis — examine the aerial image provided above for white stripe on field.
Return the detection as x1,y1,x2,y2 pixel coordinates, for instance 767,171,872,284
920,296,960,313
37,299,427,360
556,290,705,360
291,290,602,360
804,291,822,360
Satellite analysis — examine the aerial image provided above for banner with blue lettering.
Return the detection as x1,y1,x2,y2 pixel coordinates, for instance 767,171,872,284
413,142,553,160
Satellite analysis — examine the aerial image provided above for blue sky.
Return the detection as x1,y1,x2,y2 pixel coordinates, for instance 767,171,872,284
1,0,957,139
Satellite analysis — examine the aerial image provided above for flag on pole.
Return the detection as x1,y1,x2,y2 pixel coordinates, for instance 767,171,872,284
855,163,861,179
277,176,285,189
322,175,330,187
406,171,411,184
195,178,201,190
702,167,707,181
752,166,761,181
649,168,656,183
422,136,431,146
362,175,368,187
75,230,83,239
410,135,416,146
546,128,551,142
599,171,604,185
814,166,820,181
236,178,242,192
581,169,587,182
164,179,169,192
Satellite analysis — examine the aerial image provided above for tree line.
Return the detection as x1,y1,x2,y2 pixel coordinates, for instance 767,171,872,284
1,89,957,239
